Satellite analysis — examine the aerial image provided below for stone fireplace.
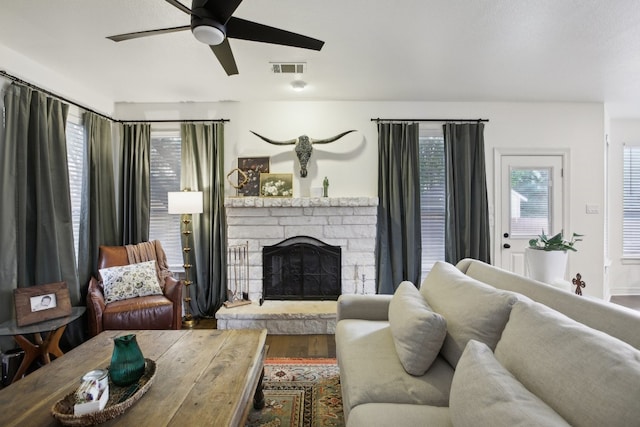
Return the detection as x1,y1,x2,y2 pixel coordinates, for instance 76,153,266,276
224,196,378,300
216,196,378,334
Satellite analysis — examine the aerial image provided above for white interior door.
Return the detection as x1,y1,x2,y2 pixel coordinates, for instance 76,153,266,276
498,155,564,275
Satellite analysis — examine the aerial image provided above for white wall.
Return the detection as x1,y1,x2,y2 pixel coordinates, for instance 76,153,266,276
608,119,640,295
116,100,607,298
0,43,113,115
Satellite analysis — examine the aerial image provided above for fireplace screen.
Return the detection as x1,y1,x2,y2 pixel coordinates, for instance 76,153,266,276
262,236,341,303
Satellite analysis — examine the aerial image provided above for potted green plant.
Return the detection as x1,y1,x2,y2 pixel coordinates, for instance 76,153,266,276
526,230,583,284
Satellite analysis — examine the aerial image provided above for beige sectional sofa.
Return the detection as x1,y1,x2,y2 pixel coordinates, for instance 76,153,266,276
335,259,640,427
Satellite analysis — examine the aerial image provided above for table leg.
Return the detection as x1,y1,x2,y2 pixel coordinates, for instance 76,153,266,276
11,335,39,384
10,325,67,383
253,367,265,410
33,333,49,364
42,327,65,359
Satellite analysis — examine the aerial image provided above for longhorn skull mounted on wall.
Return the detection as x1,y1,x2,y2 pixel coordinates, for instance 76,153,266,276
250,130,356,177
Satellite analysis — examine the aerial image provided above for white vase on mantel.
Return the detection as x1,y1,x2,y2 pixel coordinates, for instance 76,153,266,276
525,247,568,284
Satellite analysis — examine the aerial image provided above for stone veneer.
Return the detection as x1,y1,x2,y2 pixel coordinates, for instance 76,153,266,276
217,196,378,334
215,300,338,334
225,196,378,300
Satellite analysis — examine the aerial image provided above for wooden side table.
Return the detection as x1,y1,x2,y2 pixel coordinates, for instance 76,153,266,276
0,306,85,384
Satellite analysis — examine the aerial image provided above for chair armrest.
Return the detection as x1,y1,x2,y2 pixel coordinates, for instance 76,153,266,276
163,276,183,329
337,294,393,322
87,277,106,337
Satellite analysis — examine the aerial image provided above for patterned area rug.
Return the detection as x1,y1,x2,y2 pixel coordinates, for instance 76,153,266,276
246,358,344,427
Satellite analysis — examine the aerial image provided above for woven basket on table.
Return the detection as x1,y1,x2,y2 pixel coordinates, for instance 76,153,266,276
51,359,156,427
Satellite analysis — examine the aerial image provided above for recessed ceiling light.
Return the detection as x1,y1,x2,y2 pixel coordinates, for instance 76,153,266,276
291,80,307,91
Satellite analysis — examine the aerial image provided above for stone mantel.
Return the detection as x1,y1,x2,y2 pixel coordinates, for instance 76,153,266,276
224,196,378,208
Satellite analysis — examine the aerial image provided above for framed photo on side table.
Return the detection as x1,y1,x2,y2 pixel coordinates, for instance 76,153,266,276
14,282,72,326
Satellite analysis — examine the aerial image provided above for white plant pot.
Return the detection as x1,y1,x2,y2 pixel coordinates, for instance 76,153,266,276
525,248,568,284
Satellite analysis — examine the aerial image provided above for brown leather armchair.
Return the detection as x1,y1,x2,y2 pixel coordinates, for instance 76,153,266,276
87,244,182,337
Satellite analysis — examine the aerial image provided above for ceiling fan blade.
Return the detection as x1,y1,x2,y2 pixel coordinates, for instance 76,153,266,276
107,25,190,42
165,0,192,15
204,0,244,24
210,38,239,75
226,17,324,51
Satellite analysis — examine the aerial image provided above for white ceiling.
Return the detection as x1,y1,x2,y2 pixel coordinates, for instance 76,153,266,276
2,0,640,117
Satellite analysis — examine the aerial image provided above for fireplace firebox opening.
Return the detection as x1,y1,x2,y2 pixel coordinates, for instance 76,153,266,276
262,236,341,304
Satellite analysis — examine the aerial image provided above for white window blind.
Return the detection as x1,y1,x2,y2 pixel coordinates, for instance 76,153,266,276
149,135,183,268
419,134,446,275
66,114,84,261
624,146,640,256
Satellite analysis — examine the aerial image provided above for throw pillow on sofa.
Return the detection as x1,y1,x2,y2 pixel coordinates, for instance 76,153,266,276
420,261,517,367
388,281,447,375
100,260,164,304
495,300,640,427
450,339,570,427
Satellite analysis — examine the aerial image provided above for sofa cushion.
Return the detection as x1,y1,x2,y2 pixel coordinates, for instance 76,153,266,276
450,340,569,427
336,319,453,417
388,281,447,375
495,300,640,427
420,261,517,367
100,260,163,304
459,258,640,350
347,403,451,427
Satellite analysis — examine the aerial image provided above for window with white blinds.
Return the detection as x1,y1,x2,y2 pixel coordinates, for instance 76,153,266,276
419,134,446,275
623,146,640,256
66,114,84,261
149,134,183,268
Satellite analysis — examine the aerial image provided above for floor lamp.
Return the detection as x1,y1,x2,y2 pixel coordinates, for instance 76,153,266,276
168,190,203,328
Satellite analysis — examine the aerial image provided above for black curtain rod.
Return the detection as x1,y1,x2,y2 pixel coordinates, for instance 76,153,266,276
1,70,113,121
117,119,229,124
0,70,229,124
371,118,489,123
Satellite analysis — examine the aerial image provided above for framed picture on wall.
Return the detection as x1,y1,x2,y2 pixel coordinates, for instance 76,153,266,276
14,282,72,326
260,173,294,197
237,157,270,197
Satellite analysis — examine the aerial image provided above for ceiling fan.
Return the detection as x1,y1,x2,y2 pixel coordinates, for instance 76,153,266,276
107,0,324,76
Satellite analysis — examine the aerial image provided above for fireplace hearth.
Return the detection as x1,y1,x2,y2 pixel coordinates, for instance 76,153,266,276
262,236,341,304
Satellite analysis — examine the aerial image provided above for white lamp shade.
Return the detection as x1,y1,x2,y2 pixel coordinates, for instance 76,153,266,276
168,191,203,214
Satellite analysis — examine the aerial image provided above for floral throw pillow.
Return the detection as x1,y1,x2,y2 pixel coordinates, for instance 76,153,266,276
100,260,163,304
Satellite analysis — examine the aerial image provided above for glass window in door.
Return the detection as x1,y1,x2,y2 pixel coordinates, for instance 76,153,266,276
509,167,552,237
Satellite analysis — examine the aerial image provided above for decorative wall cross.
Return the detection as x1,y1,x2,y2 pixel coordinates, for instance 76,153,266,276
572,273,586,296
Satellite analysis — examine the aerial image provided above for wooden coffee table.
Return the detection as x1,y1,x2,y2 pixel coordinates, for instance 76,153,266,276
0,328,267,427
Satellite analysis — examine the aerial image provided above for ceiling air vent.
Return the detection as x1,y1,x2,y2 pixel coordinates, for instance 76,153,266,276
270,62,306,74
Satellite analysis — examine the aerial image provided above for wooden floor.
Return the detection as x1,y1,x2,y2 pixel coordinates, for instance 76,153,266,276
194,318,336,358
264,334,336,358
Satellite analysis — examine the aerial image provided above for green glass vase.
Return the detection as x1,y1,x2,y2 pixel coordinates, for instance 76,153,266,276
109,334,145,387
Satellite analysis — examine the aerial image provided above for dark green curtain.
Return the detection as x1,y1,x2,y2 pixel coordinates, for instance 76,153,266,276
375,122,421,294
78,112,118,289
0,84,18,344
0,83,79,331
443,122,491,264
180,123,227,316
119,123,150,245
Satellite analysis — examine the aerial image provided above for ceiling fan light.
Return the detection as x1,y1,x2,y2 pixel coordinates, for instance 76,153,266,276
192,25,225,45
